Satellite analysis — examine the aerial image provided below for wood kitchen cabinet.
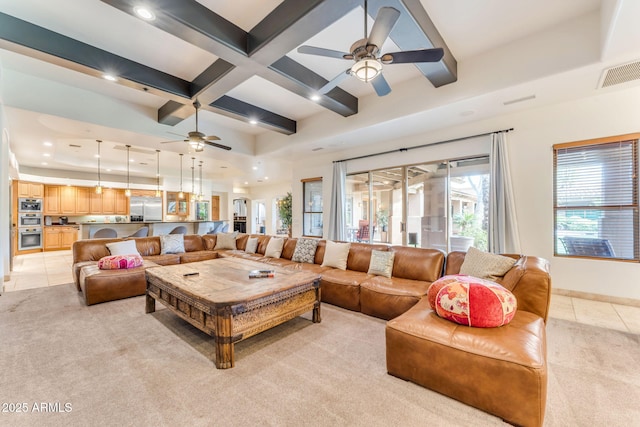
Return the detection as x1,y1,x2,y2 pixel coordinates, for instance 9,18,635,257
75,187,91,214
60,186,77,214
44,185,61,214
115,189,128,214
17,181,44,198
102,188,116,213
44,226,79,250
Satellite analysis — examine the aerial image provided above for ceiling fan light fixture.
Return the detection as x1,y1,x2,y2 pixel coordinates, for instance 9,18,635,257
189,140,204,152
133,6,155,21
351,58,382,82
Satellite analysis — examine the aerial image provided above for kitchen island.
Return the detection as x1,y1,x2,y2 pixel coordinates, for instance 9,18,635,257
80,220,229,239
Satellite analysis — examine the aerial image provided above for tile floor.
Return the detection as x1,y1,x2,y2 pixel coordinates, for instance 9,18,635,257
3,250,640,334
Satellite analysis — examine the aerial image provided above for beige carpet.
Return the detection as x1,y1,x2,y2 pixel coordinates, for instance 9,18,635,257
0,284,638,427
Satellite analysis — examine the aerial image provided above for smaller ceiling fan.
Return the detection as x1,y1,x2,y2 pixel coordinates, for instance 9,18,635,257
297,0,444,96
161,100,231,152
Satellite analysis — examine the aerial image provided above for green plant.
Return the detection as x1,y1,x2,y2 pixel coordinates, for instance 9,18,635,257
278,192,293,234
453,212,475,235
377,208,388,229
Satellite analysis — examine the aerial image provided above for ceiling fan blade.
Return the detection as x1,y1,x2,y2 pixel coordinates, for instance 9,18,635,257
367,7,401,50
204,140,232,151
160,139,188,144
371,74,392,97
297,45,350,60
205,135,221,141
319,69,352,94
381,47,444,64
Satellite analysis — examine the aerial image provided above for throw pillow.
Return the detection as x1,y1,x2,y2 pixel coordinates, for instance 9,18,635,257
214,232,238,250
367,250,395,278
245,237,259,254
264,237,285,258
321,241,351,270
98,254,144,270
459,247,517,280
160,234,185,254
106,240,140,256
291,238,319,264
431,275,518,327
427,275,467,310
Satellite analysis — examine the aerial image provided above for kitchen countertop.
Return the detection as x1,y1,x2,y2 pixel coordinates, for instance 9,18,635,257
79,220,227,225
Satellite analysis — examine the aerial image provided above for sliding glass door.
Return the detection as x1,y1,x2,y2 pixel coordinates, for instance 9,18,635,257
346,156,489,250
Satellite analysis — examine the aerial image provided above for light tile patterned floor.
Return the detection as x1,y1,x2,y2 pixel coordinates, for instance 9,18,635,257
3,250,640,334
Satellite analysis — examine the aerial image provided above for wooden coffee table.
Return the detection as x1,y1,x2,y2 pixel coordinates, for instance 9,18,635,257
145,257,321,369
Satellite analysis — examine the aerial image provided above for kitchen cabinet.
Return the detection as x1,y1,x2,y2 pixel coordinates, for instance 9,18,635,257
18,181,44,198
44,226,78,250
211,195,220,221
76,187,91,214
102,188,116,214
167,192,188,216
90,191,103,213
60,186,76,214
44,185,61,214
115,190,128,215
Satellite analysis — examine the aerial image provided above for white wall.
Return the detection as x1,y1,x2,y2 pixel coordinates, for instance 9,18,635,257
292,85,640,302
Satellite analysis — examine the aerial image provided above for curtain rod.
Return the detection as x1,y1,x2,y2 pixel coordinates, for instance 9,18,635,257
333,127,514,163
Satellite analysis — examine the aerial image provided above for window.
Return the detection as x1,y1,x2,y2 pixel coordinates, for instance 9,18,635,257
553,134,639,260
345,157,489,249
303,178,323,237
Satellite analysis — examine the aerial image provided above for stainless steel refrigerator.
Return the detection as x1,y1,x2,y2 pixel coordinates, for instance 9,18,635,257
129,196,162,222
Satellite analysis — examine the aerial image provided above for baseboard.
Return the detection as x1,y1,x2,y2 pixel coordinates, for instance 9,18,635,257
553,288,640,308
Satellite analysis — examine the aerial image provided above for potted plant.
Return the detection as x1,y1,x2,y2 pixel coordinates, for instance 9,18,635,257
278,192,293,237
377,208,389,232
452,212,476,251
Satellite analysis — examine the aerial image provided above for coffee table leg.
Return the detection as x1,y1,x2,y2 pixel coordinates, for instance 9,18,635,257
145,293,156,314
214,306,234,369
312,286,321,323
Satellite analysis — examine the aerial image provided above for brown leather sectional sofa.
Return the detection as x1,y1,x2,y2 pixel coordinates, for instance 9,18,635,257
72,233,551,426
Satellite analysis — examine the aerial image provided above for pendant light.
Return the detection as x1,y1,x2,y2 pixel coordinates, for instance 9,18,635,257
191,157,197,200
198,160,204,201
155,149,161,197
178,153,184,199
95,139,103,194
125,144,131,197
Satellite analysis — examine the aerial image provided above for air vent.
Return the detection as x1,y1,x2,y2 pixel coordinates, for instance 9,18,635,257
112,144,156,155
503,95,536,106
599,60,640,88
312,147,324,151
69,144,82,148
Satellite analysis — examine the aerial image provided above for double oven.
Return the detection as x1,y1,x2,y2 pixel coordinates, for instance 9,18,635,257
18,198,43,250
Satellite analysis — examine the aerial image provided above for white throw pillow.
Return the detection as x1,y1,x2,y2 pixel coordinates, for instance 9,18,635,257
321,241,351,270
160,234,185,254
264,237,285,258
106,240,140,256
459,246,517,280
214,232,238,250
245,237,259,254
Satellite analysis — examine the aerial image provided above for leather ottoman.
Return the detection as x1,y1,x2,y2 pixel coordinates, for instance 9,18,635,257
386,297,547,427
79,260,160,305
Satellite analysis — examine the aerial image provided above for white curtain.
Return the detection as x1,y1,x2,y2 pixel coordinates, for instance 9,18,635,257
489,132,521,253
328,161,347,241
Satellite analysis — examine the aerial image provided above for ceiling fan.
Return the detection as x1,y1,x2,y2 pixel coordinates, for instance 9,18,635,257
297,0,444,96
161,100,231,152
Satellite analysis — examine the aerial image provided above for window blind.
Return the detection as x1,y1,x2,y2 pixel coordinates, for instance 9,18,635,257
553,136,639,260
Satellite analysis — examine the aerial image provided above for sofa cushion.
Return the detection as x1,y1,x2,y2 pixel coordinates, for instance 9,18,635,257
245,237,259,254
265,237,285,258
160,234,185,254
367,250,395,278
430,275,517,327
459,247,517,280
321,241,350,270
179,251,218,264
291,238,319,264
98,254,144,270
214,232,238,250
106,240,140,256
360,276,431,320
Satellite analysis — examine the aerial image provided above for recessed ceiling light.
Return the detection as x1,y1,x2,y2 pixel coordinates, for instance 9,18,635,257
252,166,258,170
130,159,135,162
43,141,52,146
106,169,112,172
41,162,48,166
310,94,321,102
94,154,100,158
264,176,269,180
103,74,117,82
244,181,249,185
43,153,50,157
249,119,258,125
133,6,155,20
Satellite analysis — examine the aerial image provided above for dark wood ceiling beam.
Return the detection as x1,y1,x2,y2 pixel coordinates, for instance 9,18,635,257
0,12,191,100
367,0,457,87
210,96,297,135
102,0,360,125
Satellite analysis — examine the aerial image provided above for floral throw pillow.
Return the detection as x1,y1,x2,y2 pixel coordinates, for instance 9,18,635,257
98,254,144,270
291,238,319,264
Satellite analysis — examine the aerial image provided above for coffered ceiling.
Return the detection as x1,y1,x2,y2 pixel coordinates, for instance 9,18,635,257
1,0,639,190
